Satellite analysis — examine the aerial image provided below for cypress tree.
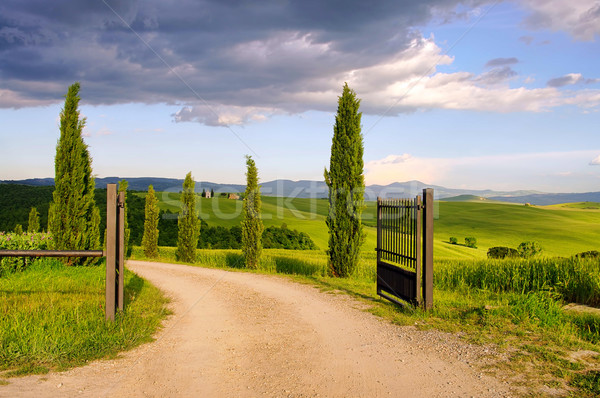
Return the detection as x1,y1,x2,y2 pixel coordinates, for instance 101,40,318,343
176,172,200,262
27,207,40,233
118,180,131,256
142,185,160,258
324,83,365,277
49,82,100,265
211,188,214,198
14,224,23,235
241,155,263,269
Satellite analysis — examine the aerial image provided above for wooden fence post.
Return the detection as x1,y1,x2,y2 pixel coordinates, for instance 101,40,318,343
117,191,125,312
422,188,434,310
105,184,117,321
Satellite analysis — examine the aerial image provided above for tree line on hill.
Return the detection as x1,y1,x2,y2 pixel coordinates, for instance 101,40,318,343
0,184,317,251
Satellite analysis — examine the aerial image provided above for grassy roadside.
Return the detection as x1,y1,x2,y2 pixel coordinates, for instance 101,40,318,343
0,259,170,380
131,246,600,397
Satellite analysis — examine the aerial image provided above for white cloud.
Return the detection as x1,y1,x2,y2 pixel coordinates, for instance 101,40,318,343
171,34,600,125
0,89,56,108
519,0,600,41
287,36,599,116
591,155,600,165
173,105,276,127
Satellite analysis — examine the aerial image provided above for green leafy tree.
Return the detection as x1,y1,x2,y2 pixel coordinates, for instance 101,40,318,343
324,83,365,277
241,155,264,269
518,241,543,258
27,207,40,233
13,224,23,235
142,185,160,258
176,172,200,262
49,82,100,265
118,180,131,256
465,236,477,248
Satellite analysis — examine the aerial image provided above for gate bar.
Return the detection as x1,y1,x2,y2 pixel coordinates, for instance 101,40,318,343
422,188,434,310
0,250,104,257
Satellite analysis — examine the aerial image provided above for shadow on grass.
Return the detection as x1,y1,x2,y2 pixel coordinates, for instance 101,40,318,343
225,253,245,269
124,272,146,309
273,256,323,277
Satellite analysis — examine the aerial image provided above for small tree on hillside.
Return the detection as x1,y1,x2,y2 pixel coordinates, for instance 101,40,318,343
142,185,160,258
241,155,263,269
28,207,40,233
324,83,365,277
210,188,215,198
49,82,100,265
177,172,200,262
119,180,131,256
518,241,542,258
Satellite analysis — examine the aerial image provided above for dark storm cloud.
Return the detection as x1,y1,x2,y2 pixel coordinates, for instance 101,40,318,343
0,0,475,110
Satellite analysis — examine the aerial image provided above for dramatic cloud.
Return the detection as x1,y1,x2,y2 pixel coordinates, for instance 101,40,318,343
485,57,518,67
519,0,600,41
0,0,599,126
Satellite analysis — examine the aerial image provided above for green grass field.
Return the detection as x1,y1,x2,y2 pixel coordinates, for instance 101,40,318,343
139,191,600,259
0,259,170,378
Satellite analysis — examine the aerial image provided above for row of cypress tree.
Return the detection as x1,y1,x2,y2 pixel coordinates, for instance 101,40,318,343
140,157,263,270
49,82,365,277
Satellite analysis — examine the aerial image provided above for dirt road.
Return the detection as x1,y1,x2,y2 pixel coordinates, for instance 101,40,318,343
2,261,513,397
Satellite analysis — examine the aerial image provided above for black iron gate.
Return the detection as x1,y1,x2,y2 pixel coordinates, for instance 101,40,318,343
376,188,433,309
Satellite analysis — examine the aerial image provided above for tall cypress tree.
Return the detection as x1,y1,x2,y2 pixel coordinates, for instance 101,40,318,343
118,180,131,256
177,172,200,262
142,185,160,258
324,83,365,277
241,155,263,269
49,82,100,265
27,207,40,233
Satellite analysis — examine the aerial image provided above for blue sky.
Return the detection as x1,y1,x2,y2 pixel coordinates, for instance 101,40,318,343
0,1,599,193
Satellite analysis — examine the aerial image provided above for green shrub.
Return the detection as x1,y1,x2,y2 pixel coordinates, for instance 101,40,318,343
518,241,543,258
487,246,519,259
574,250,600,259
0,232,52,276
13,224,23,235
464,236,477,248
449,237,458,245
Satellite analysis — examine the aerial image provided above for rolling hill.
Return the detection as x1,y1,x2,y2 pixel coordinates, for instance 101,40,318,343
1,183,599,259
3,177,597,204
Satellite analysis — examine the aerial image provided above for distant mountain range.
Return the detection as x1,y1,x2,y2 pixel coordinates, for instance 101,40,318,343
2,177,599,205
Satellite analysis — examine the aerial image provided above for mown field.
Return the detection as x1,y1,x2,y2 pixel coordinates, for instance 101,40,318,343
137,191,600,259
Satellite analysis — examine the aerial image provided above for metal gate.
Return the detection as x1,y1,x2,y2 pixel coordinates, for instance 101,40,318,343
376,188,433,309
